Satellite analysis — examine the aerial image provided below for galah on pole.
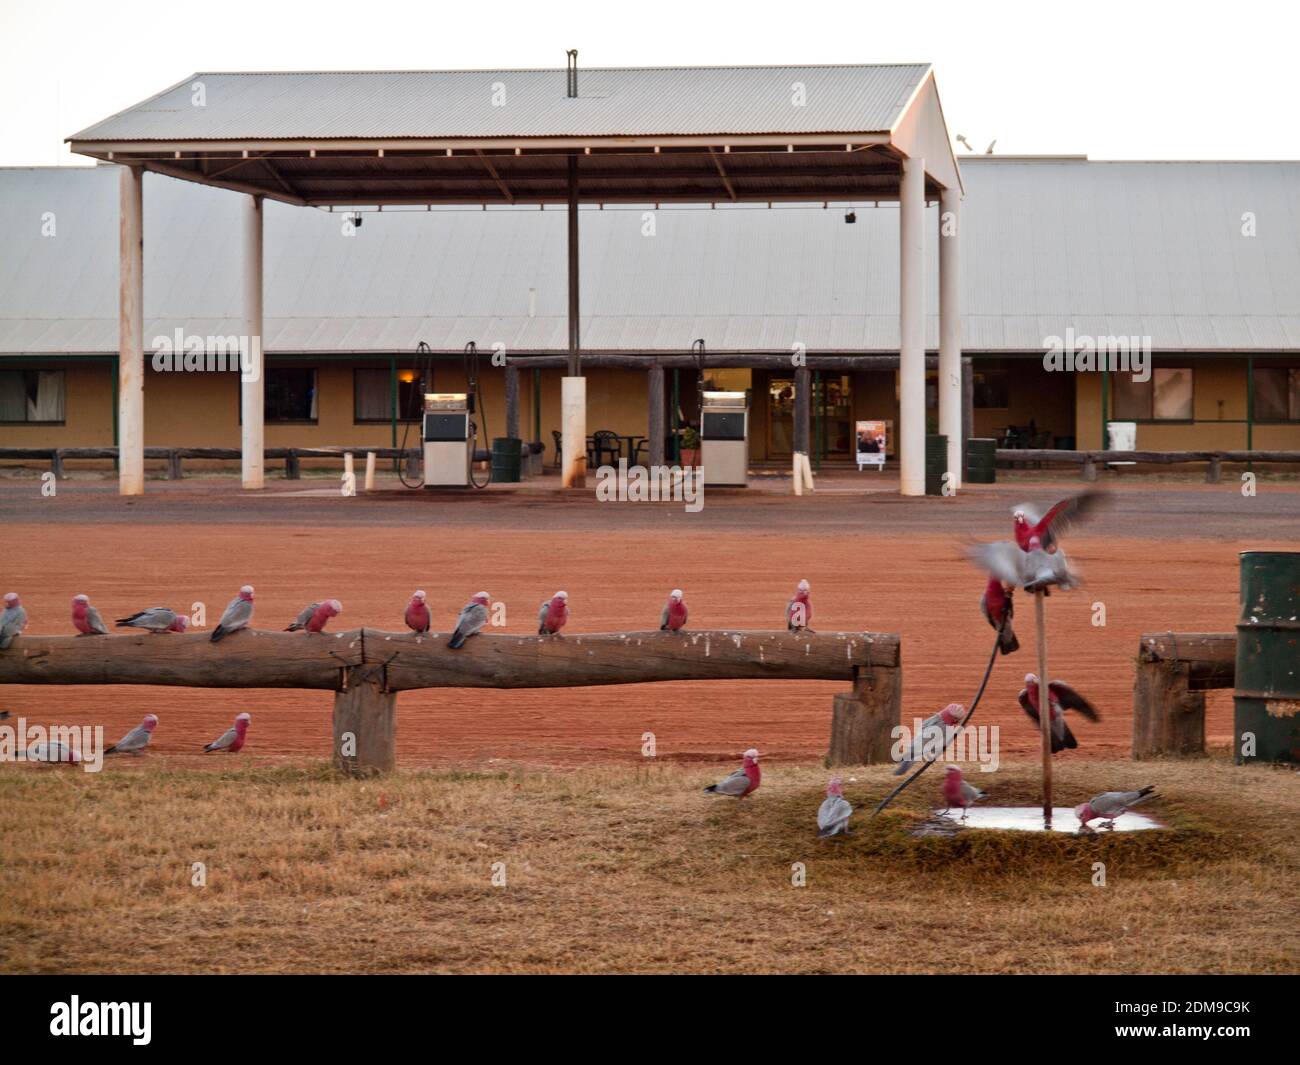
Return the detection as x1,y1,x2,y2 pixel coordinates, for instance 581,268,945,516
1012,489,1106,553
204,712,251,752
286,599,342,633
968,538,1077,594
405,590,431,634
71,595,109,636
660,589,688,631
704,749,760,798
28,740,81,765
979,578,1020,655
106,714,158,755
787,579,813,632
448,592,490,649
115,607,188,633
893,702,965,776
211,586,254,643
537,591,569,635
942,765,986,818
1019,673,1100,753
0,592,28,650
1075,785,1156,831
817,776,853,837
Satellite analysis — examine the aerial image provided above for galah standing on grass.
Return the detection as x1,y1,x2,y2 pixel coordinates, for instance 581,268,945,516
817,776,853,837
1075,786,1156,831
405,590,431,634
979,578,1020,655
204,712,251,753
210,585,254,643
787,579,813,632
115,607,188,633
0,592,28,650
968,538,1077,594
448,592,490,649
704,749,761,798
71,595,109,636
1019,673,1100,753
893,702,966,776
28,740,81,765
1012,489,1106,553
942,765,986,818
660,589,688,631
537,591,569,635
106,714,158,755
286,599,342,633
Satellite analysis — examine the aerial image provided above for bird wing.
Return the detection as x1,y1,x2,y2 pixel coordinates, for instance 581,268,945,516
960,780,985,803
968,541,1025,587
1089,791,1134,817
538,600,551,627
711,768,751,796
817,796,852,833
137,608,176,630
289,603,318,630
1049,681,1100,721
1018,689,1040,725
114,724,150,751
1026,489,1108,547
219,596,253,630
208,726,237,750
660,602,671,628
85,606,110,634
456,602,488,638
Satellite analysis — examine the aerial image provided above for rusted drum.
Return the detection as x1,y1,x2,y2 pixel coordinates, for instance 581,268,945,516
1234,551,1300,764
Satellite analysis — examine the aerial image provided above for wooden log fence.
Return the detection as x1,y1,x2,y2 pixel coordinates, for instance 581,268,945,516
1133,632,1235,758
997,449,1300,482
0,446,426,482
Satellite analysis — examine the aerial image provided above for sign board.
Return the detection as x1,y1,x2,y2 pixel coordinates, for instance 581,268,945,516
855,420,889,472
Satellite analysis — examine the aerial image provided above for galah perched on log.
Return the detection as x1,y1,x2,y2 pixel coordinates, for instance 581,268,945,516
1012,489,1106,553
71,595,109,636
115,607,188,633
211,585,254,643
968,538,1077,594
660,589,688,631
817,776,853,837
204,712,250,752
942,765,986,818
979,578,1020,655
1075,785,1156,831
537,591,569,635
106,714,158,755
448,592,490,649
0,592,28,650
286,599,342,633
28,740,81,765
893,702,965,776
1019,673,1100,753
787,579,813,632
704,748,760,798
405,590,431,634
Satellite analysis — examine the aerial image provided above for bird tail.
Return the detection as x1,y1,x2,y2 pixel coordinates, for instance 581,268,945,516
210,626,226,643
1060,723,1078,751
703,784,718,793
537,625,547,635
285,623,302,632
448,630,466,649
999,624,1020,655
114,614,142,626
203,742,218,752
892,759,913,777
104,744,119,755
1134,785,1156,803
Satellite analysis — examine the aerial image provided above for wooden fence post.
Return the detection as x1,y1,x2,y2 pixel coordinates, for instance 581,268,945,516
333,665,397,776
1131,633,1233,758
285,449,300,480
1205,455,1222,484
51,450,64,481
1081,456,1097,482
167,449,183,480
828,664,901,765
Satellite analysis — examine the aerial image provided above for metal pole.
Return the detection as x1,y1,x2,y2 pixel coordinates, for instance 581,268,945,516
671,369,680,461
813,370,822,472
389,355,397,448
117,164,144,495
560,153,586,488
240,193,265,489
939,187,962,491
1246,355,1254,454
1101,366,1109,449
898,156,925,496
1035,590,1052,826
533,367,541,442
648,363,665,468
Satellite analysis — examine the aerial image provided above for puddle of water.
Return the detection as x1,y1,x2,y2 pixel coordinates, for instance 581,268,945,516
935,806,1165,834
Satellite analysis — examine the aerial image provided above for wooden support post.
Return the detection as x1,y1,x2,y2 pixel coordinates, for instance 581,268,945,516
504,363,520,440
51,450,64,481
1035,590,1052,825
285,449,300,480
333,666,396,776
793,365,810,495
828,665,902,766
364,451,376,492
167,449,182,480
648,363,665,468
1205,455,1222,484
1081,456,1097,482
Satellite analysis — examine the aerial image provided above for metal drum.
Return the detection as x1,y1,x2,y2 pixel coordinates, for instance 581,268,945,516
965,437,997,484
1234,551,1300,764
924,434,948,496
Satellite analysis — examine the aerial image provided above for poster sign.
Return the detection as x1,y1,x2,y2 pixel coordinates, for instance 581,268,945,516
855,420,888,471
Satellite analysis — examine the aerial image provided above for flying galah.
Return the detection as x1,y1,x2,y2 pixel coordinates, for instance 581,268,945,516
0,592,27,650
115,607,188,633
969,538,1077,594
537,591,569,635
286,599,342,633
71,594,109,636
1075,786,1156,830
106,714,158,755
204,712,251,752
28,740,81,765
1019,673,1100,753
893,702,965,776
405,590,431,634
979,578,1020,655
817,776,853,837
942,765,986,817
787,579,813,632
448,592,490,649
660,589,688,631
1012,489,1106,553
704,749,761,798
211,585,254,643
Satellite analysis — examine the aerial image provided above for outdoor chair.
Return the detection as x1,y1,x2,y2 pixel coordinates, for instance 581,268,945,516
587,429,622,468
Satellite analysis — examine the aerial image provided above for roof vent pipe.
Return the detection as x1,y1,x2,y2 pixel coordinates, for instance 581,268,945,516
566,50,578,98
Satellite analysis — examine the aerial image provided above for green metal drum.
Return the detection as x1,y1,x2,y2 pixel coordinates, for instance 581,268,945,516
965,437,997,484
1234,551,1300,764
924,434,948,496
490,437,522,483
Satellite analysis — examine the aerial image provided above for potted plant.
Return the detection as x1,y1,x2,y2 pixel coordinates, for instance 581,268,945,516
678,426,701,467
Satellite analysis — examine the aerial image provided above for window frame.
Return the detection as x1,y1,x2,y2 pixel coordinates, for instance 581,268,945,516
0,368,67,426
1110,366,1195,424
353,367,424,425
1251,366,1300,423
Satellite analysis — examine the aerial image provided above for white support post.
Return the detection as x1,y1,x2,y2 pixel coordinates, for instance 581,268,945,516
241,194,265,489
939,186,962,493
118,165,144,496
898,156,926,497
561,377,587,488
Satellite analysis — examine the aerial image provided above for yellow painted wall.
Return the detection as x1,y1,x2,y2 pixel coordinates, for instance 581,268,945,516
0,363,114,447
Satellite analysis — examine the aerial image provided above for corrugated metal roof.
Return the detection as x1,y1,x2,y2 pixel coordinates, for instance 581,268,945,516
2,158,1299,355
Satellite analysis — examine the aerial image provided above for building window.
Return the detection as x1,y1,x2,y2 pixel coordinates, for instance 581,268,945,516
1253,368,1300,422
1112,367,1193,421
266,368,317,422
0,369,65,423
354,368,424,423
973,370,1009,409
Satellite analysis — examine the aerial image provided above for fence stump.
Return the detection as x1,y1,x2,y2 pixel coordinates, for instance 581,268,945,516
1205,455,1222,484
167,450,183,480
51,450,64,480
1133,658,1206,758
828,665,901,765
333,665,397,776
1081,456,1097,482
285,449,300,480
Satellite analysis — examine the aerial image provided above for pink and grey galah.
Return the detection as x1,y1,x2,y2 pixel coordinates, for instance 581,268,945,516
817,776,853,837
704,748,761,798
969,538,1077,594
1019,673,1100,753
448,592,490,649
211,585,254,643
979,578,1020,655
537,591,569,635
1012,489,1106,553
28,739,81,765
286,599,342,633
660,589,688,631
204,712,251,753
106,714,158,755
0,592,28,650
115,607,188,633
405,590,431,634
942,765,987,817
71,595,109,636
1075,785,1156,830
787,579,813,632
893,702,966,776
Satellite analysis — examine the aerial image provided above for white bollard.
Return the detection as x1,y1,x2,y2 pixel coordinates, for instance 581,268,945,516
364,451,376,492
792,452,803,496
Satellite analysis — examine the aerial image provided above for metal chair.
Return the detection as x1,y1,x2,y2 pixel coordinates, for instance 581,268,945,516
551,429,563,468
587,429,622,468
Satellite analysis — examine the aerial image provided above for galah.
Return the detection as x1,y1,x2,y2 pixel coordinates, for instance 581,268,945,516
1019,673,1100,753
942,765,986,817
787,579,813,632
704,748,760,798
405,590,431,634
115,607,188,633
286,599,342,633
0,711,9,721
893,702,965,776
211,585,254,643
106,714,158,755
660,589,688,631
817,776,853,837
537,591,569,635
448,592,490,649
28,740,81,765
979,578,1020,655
204,712,251,752
0,592,29,650
1012,489,1106,553
1075,786,1156,830
71,594,109,636
968,538,1077,594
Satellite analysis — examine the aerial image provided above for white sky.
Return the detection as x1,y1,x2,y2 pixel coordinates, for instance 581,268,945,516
1,0,1295,167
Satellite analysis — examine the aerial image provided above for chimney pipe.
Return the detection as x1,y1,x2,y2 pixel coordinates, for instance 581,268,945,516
566,49,578,98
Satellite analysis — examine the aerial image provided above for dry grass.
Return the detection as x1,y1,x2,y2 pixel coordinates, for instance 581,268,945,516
0,754,1296,974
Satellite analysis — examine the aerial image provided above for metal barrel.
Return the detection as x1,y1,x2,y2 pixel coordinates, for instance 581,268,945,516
965,437,997,484
924,434,948,496
489,437,522,483
1234,551,1300,764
